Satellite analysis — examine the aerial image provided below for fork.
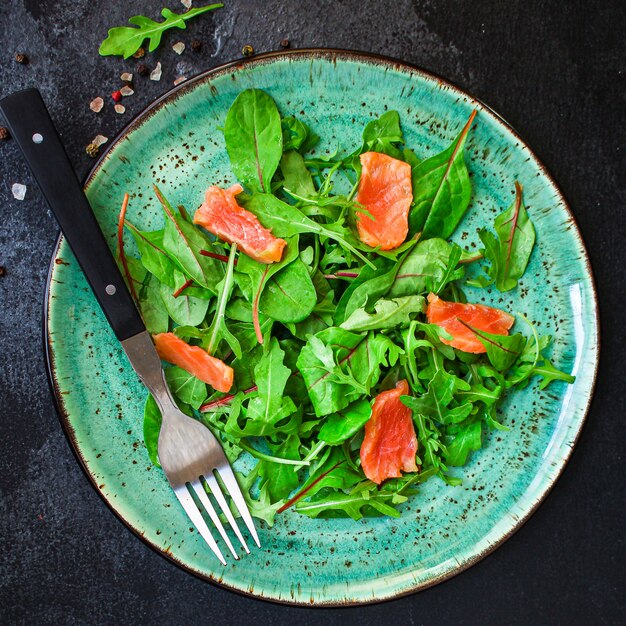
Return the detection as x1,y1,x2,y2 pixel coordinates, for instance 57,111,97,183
0,88,259,564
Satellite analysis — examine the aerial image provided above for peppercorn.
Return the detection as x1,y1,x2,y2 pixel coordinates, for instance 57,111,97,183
15,53,29,64
242,44,254,57
191,39,202,52
137,63,149,77
86,143,99,158
0,127,10,141
0,266,5,277
111,90,122,102
280,38,290,49
133,47,145,59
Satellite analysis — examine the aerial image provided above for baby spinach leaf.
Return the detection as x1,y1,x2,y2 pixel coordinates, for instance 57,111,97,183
143,394,162,467
139,273,169,334
281,116,319,153
99,5,223,58
224,89,282,193
159,280,210,326
340,295,425,332
445,419,482,466
478,182,536,292
164,366,207,410
409,110,477,239
280,150,316,197
259,258,317,323
318,399,372,445
457,320,526,372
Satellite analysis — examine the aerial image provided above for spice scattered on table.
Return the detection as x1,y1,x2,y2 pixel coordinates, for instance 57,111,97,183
111,90,122,102
191,39,202,52
173,76,187,85
242,44,254,57
0,266,5,278
180,0,192,8
133,47,145,59
12,183,27,200
120,72,133,82
92,135,109,148
15,53,29,64
172,41,185,55
85,142,100,158
89,97,104,113
0,127,10,141
114,104,126,114
280,38,290,48
137,63,149,77
150,62,162,81
120,85,134,96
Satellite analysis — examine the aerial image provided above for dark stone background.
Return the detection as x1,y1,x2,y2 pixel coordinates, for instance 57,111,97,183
0,1,624,624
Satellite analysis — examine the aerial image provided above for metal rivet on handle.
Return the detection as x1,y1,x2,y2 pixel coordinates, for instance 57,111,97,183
32,133,43,144
105,284,116,295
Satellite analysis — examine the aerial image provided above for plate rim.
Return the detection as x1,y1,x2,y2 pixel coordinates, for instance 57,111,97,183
43,47,601,606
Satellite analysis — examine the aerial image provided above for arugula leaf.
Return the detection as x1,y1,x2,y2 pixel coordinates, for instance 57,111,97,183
531,358,576,389
165,366,207,410
360,110,404,158
99,5,223,58
409,110,477,239
143,394,162,467
243,193,375,268
318,399,372,445
258,434,302,502
445,420,482,466
297,328,400,416
478,182,536,291
295,487,406,520
245,338,298,427
224,89,283,193
340,295,425,332
235,467,284,527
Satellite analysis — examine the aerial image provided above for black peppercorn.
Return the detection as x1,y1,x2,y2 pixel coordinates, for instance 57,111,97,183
0,266,6,277
137,63,149,77
280,38,290,49
133,47,145,59
0,127,10,141
15,53,29,64
191,39,202,52
242,44,254,57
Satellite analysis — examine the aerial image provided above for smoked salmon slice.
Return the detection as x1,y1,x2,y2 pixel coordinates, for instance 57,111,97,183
426,293,515,353
355,151,413,251
153,332,234,393
194,184,286,263
360,380,418,485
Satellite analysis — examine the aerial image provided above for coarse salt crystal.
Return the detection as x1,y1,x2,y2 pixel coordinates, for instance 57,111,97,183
92,134,108,147
12,183,26,200
89,97,104,113
172,42,185,55
120,85,134,96
180,0,192,8
114,104,126,114
120,72,133,82
150,62,162,81
173,76,187,85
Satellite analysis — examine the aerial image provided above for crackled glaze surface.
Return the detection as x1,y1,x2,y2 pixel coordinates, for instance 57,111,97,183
46,51,598,605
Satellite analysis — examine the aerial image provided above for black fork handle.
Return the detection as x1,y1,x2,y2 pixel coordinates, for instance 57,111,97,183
0,88,145,341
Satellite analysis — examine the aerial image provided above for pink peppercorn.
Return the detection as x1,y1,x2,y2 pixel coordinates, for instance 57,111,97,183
111,90,122,102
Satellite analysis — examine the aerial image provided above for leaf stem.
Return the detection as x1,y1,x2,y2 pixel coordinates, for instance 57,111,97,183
199,385,257,412
116,193,139,303
277,460,345,513
172,278,193,298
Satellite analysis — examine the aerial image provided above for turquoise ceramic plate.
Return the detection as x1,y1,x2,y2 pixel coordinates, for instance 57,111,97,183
46,50,599,605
